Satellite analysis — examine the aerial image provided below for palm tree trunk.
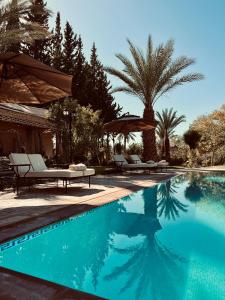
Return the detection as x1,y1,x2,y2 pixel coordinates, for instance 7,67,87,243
106,133,110,160
143,107,158,161
143,186,158,218
161,138,165,159
165,134,170,162
124,136,127,152
112,135,115,154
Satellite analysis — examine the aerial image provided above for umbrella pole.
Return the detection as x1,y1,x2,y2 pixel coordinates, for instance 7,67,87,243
69,112,72,164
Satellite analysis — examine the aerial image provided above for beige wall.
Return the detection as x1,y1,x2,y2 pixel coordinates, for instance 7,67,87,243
0,121,53,158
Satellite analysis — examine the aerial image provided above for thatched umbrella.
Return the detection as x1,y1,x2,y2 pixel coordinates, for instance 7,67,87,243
104,114,156,134
0,52,72,105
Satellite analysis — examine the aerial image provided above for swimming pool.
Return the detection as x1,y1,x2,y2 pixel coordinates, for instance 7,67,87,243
0,172,225,299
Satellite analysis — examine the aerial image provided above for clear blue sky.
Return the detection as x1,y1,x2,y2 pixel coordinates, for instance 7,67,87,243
48,0,225,135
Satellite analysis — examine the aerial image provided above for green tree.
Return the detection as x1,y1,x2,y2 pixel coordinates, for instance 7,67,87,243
105,36,203,161
183,129,201,150
74,105,103,164
95,64,122,122
191,105,225,165
5,0,20,52
169,135,189,165
83,44,122,157
51,12,63,70
0,0,49,52
183,129,201,167
62,21,77,74
82,43,122,122
156,108,186,161
22,0,51,64
49,98,103,164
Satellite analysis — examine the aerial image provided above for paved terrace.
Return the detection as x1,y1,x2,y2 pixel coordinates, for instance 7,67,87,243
0,171,177,299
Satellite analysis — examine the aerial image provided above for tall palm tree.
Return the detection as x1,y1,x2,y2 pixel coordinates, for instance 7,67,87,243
156,108,186,161
105,36,203,161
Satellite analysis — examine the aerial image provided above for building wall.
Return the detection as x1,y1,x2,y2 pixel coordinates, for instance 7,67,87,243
0,121,53,158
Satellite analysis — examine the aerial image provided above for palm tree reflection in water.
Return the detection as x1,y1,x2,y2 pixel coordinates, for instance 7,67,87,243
66,201,127,290
104,187,187,299
157,181,188,220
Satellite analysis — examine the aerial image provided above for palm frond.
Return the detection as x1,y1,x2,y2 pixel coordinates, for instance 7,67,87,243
104,66,139,91
127,38,145,76
156,73,204,101
111,86,136,95
146,35,153,64
115,53,143,88
105,35,204,108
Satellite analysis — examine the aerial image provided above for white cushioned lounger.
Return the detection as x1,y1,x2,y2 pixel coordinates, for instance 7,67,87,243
9,153,95,193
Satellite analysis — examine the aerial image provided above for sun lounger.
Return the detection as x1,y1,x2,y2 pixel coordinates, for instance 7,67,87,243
113,154,157,172
130,155,158,167
130,155,169,171
9,153,95,193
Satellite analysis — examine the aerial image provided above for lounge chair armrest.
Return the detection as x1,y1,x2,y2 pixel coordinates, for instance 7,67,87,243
9,163,31,177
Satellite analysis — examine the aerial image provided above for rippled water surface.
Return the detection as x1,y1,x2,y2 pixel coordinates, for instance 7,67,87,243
0,172,225,300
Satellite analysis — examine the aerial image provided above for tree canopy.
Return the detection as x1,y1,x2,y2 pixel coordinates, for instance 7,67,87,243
0,0,50,52
191,105,225,165
49,98,103,164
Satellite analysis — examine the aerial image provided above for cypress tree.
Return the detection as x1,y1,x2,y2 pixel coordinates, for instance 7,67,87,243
89,43,98,88
51,12,63,70
22,0,51,64
62,21,77,74
72,35,88,101
85,43,122,122
98,72,122,122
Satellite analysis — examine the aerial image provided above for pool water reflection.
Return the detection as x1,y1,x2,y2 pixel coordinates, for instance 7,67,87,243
0,172,225,300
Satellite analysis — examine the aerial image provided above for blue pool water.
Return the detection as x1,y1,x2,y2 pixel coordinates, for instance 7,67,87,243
0,172,225,300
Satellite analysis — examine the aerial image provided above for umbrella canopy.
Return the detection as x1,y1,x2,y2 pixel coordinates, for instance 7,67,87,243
0,52,73,105
104,114,156,134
